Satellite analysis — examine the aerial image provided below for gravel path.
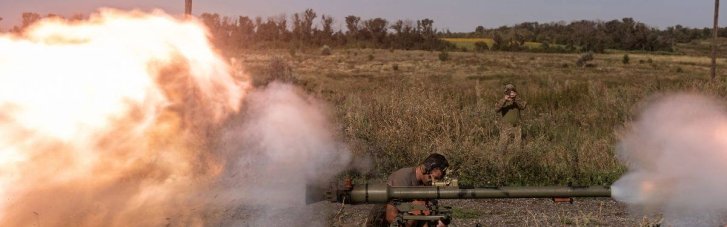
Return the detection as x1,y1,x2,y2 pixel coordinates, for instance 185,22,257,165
326,198,660,226
194,198,661,226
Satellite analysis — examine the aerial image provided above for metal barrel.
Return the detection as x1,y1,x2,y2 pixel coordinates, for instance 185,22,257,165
349,183,610,204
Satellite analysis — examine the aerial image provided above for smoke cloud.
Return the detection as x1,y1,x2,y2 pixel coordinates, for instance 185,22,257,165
0,9,351,226
613,93,727,226
214,82,351,226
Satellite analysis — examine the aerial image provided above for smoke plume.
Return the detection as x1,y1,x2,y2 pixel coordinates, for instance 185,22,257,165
0,9,351,226
214,82,351,226
613,93,727,226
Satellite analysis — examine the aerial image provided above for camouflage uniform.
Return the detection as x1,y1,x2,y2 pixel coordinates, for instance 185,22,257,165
496,84,527,152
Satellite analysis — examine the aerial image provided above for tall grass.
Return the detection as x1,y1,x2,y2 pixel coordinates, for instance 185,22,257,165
239,49,727,186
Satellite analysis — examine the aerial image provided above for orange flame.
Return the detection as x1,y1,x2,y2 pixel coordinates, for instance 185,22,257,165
0,9,249,226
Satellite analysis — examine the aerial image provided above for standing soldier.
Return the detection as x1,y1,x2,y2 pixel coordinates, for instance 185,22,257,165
496,83,527,152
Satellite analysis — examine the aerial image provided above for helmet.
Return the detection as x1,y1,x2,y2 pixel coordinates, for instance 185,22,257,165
422,153,449,175
504,83,517,94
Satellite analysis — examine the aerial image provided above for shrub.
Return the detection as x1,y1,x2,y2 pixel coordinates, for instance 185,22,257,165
474,41,489,52
576,52,594,67
540,41,551,51
438,50,450,61
320,45,332,55
289,48,296,57
367,54,374,61
264,56,295,85
392,64,399,71
622,54,630,64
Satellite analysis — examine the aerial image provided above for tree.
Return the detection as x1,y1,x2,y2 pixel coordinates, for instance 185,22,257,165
21,12,41,29
256,17,280,42
475,25,485,36
274,14,289,42
291,13,302,42
362,18,388,45
393,20,416,49
301,9,317,42
345,15,361,39
417,18,435,37
391,20,404,35
199,13,223,43
320,14,334,43
200,13,221,30
232,16,255,48
492,33,505,50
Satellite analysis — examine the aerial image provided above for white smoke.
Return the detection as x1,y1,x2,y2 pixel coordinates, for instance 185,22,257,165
214,82,352,226
613,93,727,226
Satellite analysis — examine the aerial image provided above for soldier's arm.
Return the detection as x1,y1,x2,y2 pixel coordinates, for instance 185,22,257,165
495,98,509,112
515,99,527,110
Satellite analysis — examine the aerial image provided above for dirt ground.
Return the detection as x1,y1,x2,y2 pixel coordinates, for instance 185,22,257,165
324,198,660,227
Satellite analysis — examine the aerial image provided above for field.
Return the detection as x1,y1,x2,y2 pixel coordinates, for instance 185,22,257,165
223,47,727,226
233,47,727,188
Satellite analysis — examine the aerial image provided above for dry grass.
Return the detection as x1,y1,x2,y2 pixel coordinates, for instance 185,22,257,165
233,48,727,186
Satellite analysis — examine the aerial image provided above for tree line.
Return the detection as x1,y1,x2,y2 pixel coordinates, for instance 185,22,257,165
7,11,724,53
6,10,453,51
198,9,454,51
451,18,725,53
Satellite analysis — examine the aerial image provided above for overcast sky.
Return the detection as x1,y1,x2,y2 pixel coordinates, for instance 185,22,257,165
1,0,725,32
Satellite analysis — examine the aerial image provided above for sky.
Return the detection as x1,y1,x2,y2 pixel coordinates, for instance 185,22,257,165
0,0,725,32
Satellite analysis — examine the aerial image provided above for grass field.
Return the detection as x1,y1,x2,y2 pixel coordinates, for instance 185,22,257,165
232,46,727,187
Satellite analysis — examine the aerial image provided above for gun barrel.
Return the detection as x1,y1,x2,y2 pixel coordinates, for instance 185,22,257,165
346,183,610,204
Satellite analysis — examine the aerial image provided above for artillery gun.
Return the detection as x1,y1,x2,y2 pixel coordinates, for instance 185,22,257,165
307,177,611,227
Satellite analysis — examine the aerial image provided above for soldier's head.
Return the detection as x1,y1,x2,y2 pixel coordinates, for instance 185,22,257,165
504,83,516,93
420,153,449,182
504,83,518,97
